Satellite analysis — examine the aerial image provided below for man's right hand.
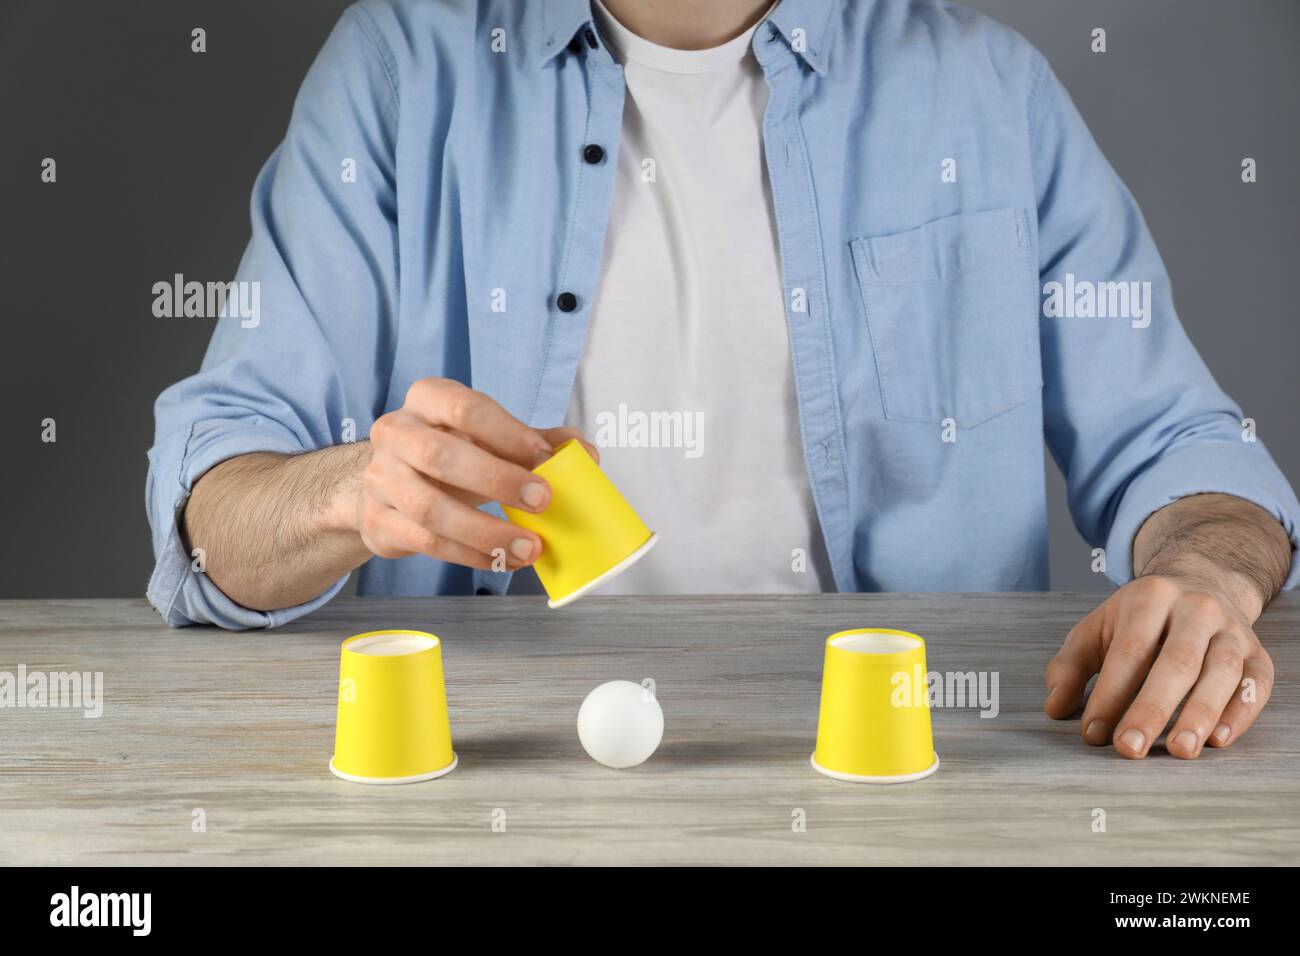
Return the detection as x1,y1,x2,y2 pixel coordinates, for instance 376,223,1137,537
183,378,587,612
358,377,586,571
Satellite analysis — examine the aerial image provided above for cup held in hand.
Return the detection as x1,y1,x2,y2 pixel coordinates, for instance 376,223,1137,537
504,438,657,608
330,630,458,784
811,628,940,783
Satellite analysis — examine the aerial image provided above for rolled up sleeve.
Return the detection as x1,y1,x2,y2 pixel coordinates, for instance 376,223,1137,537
1029,53,1300,589
1103,442,1300,589
145,421,348,630
145,4,401,627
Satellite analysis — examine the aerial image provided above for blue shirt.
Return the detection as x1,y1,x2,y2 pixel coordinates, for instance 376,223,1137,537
146,0,1300,628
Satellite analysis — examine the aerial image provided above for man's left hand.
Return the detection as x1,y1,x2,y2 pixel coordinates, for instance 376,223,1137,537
1044,573,1272,759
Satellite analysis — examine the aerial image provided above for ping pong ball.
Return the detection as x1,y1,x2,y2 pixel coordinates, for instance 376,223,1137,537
577,680,664,769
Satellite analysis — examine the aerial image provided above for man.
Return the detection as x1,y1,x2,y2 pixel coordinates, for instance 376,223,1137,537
147,0,1298,762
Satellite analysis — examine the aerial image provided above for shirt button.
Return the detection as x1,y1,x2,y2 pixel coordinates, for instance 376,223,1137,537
556,291,579,312
582,144,605,165
476,587,492,596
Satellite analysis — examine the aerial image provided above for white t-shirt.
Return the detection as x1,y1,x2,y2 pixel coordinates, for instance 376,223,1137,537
553,2,833,594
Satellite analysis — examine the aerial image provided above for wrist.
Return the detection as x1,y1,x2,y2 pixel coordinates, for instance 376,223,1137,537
1137,554,1264,624
317,441,371,538
1132,493,1289,625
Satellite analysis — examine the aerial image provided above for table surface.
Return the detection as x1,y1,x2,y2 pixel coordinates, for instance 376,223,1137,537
1,593,1297,866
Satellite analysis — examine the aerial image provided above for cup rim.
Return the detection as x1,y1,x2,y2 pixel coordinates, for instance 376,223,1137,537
342,630,440,656
826,628,925,656
810,751,940,784
547,532,658,608
329,753,458,785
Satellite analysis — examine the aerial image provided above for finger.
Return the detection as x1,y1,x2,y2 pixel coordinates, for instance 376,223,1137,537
1206,648,1274,749
405,379,553,468
1112,595,1221,759
374,435,504,511
438,425,599,485
366,505,501,570
1045,605,1105,719
1165,632,1245,759
414,431,499,508
387,413,551,513
1078,589,1170,746
373,463,542,566
538,426,601,464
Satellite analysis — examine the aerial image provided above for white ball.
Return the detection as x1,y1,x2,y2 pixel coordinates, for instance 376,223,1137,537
577,680,664,769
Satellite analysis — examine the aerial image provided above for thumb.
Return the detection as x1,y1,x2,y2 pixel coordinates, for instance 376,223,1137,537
1044,606,1105,719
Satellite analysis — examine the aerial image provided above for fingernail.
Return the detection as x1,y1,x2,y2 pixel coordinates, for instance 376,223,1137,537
1212,723,1231,744
1085,719,1108,743
1046,685,1058,699
1172,730,1199,755
1119,728,1146,754
520,482,548,510
532,446,554,467
509,538,536,562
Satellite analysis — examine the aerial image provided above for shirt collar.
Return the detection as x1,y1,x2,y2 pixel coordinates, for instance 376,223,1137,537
533,0,837,74
532,0,600,69
764,0,835,74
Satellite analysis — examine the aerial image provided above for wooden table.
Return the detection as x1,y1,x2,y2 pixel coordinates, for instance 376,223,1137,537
1,594,1296,865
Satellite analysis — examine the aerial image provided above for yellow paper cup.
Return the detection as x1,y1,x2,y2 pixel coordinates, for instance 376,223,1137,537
329,630,458,784
503,438,658,608
811,628,940,784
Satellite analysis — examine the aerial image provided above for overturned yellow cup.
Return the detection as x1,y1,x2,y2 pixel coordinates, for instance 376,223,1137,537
503,438,658,608
329,630,458,784
811,628,940,784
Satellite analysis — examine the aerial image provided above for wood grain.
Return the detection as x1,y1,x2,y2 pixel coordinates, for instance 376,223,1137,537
0,593,1296,865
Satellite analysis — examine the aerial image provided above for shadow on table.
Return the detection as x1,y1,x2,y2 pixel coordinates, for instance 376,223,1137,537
454,730,570,763
452,730,811,770
655,735,811,768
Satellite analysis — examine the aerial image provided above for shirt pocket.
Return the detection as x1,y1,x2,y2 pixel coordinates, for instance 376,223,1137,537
849,208,1043,428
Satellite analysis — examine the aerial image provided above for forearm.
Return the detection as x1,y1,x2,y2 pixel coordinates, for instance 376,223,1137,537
180,443,373,611
1133,492,1292,622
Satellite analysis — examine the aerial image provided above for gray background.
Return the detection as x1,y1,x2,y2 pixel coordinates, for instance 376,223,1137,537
2,0,1296,598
